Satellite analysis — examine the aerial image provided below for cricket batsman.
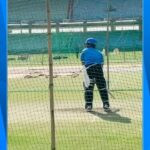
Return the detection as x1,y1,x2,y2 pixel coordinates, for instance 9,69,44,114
80,37,111,112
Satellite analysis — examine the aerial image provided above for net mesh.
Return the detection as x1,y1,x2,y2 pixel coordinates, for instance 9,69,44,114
8,0,142,150
8,31,142,54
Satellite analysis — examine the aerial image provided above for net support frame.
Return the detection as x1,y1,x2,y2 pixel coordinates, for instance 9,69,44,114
46,0,56,149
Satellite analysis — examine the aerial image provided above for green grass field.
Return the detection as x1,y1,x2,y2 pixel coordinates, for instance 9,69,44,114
8,66,142,150
8,51,142,67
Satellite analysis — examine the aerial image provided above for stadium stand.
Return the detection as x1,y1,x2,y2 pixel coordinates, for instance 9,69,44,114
9,0,142,23
73,0,142,21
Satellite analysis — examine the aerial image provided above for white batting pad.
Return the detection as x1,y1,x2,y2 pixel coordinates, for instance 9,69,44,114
83,66,90,88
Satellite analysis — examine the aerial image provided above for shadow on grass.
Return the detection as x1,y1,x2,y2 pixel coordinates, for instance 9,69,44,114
89,111,131,124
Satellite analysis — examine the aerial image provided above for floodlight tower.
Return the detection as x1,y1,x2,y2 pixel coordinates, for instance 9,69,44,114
67,0,74,21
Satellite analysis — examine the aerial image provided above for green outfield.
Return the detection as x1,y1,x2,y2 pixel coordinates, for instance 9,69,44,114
8,51,142,67
8,65,142,150
9,71,142,102
9,120,142,150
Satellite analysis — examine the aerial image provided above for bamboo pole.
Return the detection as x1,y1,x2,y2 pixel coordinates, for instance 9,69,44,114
106,0,111,90
46,0,56,150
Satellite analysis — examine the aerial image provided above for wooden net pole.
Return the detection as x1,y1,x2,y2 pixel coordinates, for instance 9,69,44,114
46,0,56,149
106,0,111,90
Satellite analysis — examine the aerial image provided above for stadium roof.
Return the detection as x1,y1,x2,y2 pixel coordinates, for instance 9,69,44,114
8,0,142,24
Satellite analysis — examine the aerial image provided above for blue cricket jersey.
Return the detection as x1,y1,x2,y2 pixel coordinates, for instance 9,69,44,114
80,48,104,65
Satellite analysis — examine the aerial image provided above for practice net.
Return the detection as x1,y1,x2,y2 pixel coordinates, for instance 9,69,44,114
8,0,142,150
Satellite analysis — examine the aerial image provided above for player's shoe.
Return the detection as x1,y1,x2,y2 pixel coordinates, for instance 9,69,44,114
86,105,92,112
103,104,112,113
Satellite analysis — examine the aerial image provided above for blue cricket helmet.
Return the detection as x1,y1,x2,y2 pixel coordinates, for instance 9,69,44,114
85,38,97,45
